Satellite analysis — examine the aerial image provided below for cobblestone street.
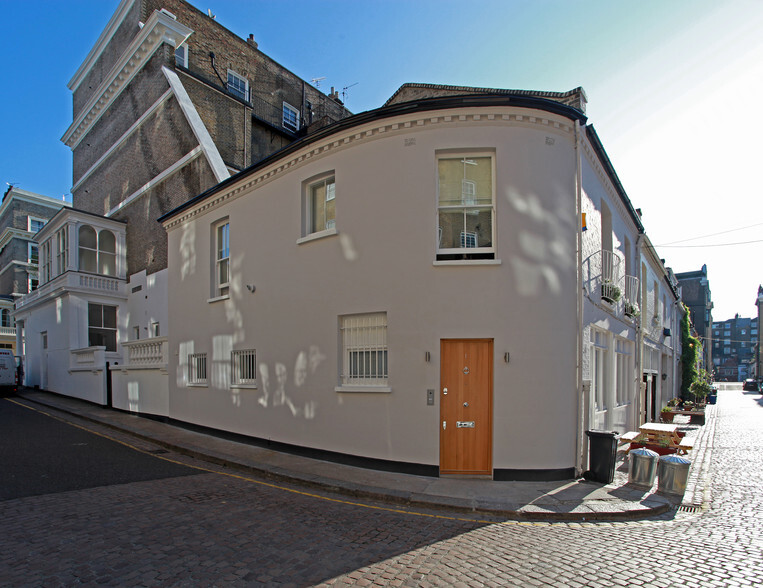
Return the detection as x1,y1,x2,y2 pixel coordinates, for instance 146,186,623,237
2,386,762,586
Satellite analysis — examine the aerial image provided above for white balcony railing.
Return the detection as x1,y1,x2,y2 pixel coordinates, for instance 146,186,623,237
121,337,168,370
598,249,622,304
70,346,106,372
0,326,16,338
16,271,126,311
624,275,640,317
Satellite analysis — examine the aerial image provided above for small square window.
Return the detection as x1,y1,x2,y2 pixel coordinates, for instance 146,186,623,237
340,313,388,387
29,217,46,233
227,70,249,101
188,353,207,385
231,349,256,386
283,102,300,132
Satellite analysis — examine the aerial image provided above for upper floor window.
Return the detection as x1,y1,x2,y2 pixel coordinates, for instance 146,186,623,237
227,70,249,101
56,226,68,275
28,217,46,233
78,226,116,276
1,309,13,328
305,175,336,236
175,43,188,68
283,102,300,132
437,153,495,260
39,241,51,285
214,220,230,298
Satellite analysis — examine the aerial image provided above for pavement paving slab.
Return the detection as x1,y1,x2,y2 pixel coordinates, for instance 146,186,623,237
13,388,716,521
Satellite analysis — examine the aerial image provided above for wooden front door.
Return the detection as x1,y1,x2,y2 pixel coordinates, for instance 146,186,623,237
439,339,493,475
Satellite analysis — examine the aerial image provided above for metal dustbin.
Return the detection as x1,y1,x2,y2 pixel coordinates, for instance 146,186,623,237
628,447,659,488
657,454,691,495
583,430,619,484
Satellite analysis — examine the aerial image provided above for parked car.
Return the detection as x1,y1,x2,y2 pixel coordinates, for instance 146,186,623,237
742,379,760,392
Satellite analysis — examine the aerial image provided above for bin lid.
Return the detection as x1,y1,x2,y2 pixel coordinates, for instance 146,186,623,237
659,454,690,465
630,447,659,458
585,429,619,438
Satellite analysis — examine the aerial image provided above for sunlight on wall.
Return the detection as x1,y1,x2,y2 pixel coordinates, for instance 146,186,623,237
177,340,193,386
128,381,140,412
339,233,358,261
56,297,63,325
504,187,571,296
179,222,196,280
255,345,325,419
212,334,232,390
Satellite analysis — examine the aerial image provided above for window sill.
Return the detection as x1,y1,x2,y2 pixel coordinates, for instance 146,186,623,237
231,384,258,390
188,383,208,388
433,258,502,266
207,294,230,304
335,385,392,394
297,227,338,245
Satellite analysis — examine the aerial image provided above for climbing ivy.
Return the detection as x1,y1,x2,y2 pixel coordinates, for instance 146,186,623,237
680,304,702,399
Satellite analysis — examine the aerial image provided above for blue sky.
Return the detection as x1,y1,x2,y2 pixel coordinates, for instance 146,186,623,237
1,0,761,321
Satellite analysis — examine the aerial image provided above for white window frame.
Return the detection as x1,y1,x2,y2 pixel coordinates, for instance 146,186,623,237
188,352,208,386
337,312,390,392
299,173,337,242
614,338,631,406
231,349,257,388
175,43,188,68
436,151,496,261
56,226,68,276
28,217,46,233
282,101,300,132
88,303,118,352
212,219,230,299
591,329,609,412
227,70,249,102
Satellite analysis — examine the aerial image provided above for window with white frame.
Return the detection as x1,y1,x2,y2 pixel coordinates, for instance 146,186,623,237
227,70,249,101
231,349,256,386
175,43,188,68
615,339,631,406
1,309,13,328
591,329,609,411
39,240,51,285
188,352,208,385
213,220,230,297
437,152,495,260
28,217,46,233
28,243,40,291
56,226,68,275
340,313,388,387
282,102,300,132
151,322,160,337
88,303,117,352
78,226,116,276
304,174,336,236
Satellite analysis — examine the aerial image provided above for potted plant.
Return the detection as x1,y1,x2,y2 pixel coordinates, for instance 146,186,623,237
660,405,674,423
601,280,622,303
624,301,640,318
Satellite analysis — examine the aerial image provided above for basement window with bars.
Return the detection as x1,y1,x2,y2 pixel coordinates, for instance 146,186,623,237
231,349,256,387
188,352,208,385
338,312,389,392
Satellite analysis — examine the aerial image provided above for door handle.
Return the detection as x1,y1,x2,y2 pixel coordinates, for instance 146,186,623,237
463,402,469,407
443,387,448,395
442,420,446,430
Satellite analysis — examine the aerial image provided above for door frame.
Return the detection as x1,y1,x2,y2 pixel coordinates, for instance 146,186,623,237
439,338,494,476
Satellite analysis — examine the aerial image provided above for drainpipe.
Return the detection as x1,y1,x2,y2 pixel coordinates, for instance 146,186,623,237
574,121,585,475
635,233,645,425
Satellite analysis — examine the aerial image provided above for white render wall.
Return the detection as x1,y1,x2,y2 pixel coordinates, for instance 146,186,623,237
166,106,581,472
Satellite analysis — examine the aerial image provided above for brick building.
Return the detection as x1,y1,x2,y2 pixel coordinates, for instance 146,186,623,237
16,0,349,402
0,186,69,352
712,314,758,381
676,265,713,370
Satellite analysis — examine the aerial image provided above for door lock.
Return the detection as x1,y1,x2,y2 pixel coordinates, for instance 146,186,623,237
463,402,469,407
442,387,448,395
442,420,446,430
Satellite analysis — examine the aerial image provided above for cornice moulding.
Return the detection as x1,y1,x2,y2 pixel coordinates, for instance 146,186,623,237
162,106,575,230
62,9,192,149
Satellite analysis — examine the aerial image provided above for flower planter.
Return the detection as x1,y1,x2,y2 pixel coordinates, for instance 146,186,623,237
660,412,674,423
629,442,676,456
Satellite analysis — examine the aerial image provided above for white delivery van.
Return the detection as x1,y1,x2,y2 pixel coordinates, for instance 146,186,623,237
0,349,17,393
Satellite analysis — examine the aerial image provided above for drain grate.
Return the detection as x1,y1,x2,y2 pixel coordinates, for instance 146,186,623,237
677,504,700,513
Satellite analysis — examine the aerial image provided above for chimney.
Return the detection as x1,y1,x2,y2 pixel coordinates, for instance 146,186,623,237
247,34,258,49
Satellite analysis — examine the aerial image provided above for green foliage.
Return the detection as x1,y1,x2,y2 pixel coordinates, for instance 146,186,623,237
690,368,714,403
680,304,702,399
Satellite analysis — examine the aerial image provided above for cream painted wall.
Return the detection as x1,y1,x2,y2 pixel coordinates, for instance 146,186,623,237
166,106,582,472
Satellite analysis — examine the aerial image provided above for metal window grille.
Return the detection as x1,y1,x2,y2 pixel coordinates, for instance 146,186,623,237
231,349,256,385
341,313,388,385
188,353,207,384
